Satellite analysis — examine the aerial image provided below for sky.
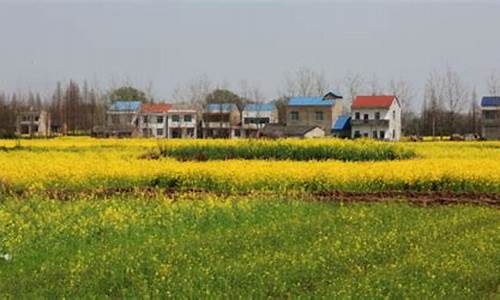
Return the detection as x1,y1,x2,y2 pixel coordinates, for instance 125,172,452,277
0,0,499,105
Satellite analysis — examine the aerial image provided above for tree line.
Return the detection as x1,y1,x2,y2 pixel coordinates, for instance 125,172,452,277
0,65,499,138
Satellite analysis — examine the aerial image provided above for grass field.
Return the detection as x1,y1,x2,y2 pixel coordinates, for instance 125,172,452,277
0,137,499,298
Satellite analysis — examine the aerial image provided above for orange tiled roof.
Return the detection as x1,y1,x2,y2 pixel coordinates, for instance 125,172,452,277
141,103,172,113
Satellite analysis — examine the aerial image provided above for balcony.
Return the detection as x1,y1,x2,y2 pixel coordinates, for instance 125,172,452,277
202,122,233,128
482,118,500,127
351,119,389,126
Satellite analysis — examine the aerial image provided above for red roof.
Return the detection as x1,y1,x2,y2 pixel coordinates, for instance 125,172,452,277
141,103,172,113
352,95,397,109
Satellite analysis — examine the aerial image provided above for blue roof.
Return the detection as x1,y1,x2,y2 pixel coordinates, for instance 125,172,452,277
244,103,275,112
332,116,351,131
288,97,334,106
109,100,142,112
481,97,500,107
207,103,238,112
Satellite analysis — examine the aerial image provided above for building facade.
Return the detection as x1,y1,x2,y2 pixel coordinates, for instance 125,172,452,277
286,92,343,135
16,110,51,137
350,95,401,141
167,104,197,138
202,103,241,138
481,96,500,140
241,103,277,137
105,100,142,137
139,103,171,138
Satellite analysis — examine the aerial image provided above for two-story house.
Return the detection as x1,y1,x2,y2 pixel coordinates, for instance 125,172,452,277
105,100,142,137
139,103,171,138
202,103,241,138
241,103,277,137
167,104,197,138
286,92,343,135
16,110,51,137
350,95,401,141
481,96,500,140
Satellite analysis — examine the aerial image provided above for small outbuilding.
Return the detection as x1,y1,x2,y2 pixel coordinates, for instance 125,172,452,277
331,115,351,138
260,124,325,139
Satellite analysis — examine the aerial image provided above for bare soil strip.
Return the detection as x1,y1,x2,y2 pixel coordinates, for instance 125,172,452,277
7,188,500,207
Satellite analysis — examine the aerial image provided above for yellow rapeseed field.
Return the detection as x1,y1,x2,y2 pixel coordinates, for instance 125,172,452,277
0,137,499,192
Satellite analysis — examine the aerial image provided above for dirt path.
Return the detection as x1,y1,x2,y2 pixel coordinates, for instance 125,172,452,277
8,188,500,207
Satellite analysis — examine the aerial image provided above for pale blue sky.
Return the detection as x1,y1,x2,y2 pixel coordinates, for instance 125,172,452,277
0,0,499,103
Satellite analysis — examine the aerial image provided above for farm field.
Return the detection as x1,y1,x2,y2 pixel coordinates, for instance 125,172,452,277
0,137,499,193
0,137,499,298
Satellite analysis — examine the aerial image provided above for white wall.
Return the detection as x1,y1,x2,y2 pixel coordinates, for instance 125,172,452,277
350,99,401,141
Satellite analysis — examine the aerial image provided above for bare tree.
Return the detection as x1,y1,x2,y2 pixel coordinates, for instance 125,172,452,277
282,67,328,97
388,78,416,135
388,79,415,110
423,71,444,139
172,74,212,106
442,65,468,132
469,87,479,135
486,71,500,96
342,72,365,113
368,73,383,96
239,80,264,103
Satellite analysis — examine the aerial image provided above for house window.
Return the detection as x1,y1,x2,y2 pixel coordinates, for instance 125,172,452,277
172,115,180,122
157,116,164,124
315,111,324,121
354,130,361,138
290,111,299,121
483,111,499,119
393,129,396,139
363,132,369,137
34,116,39,122
187,128,195,137
393,110,396,120
355,112,360,120
143,116,148,123
157,128,164,136
373,131,378,139
380,131,385,139
363,114,369,120
375,112,380,120
184,114,192,122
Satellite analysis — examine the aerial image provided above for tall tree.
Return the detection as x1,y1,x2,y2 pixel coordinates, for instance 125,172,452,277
282,67,328,97
442,65,468,133
109,86,147,102
342,73,365,113
487,71,500,96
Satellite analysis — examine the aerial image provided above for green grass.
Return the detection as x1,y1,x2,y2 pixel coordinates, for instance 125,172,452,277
153,139,416,161
0,193,498,298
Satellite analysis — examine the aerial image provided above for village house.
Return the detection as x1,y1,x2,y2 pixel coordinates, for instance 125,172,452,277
167,104,197,138
350,95,401,141
241,103,278,137
260,124,325,139
331,115,351,138
16,110,51,137
104,100,142,137
286,92,343,136
202,103,241,138
481,96,500,140
139,103,171,138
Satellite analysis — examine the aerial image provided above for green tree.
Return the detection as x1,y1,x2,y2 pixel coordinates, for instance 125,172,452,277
110,86,147,102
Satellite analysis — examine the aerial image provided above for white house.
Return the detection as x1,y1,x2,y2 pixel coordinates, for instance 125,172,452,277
167,104,197,138
139,103,171,138
241,103,278,137
350,95,401,141
480,97,500,140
